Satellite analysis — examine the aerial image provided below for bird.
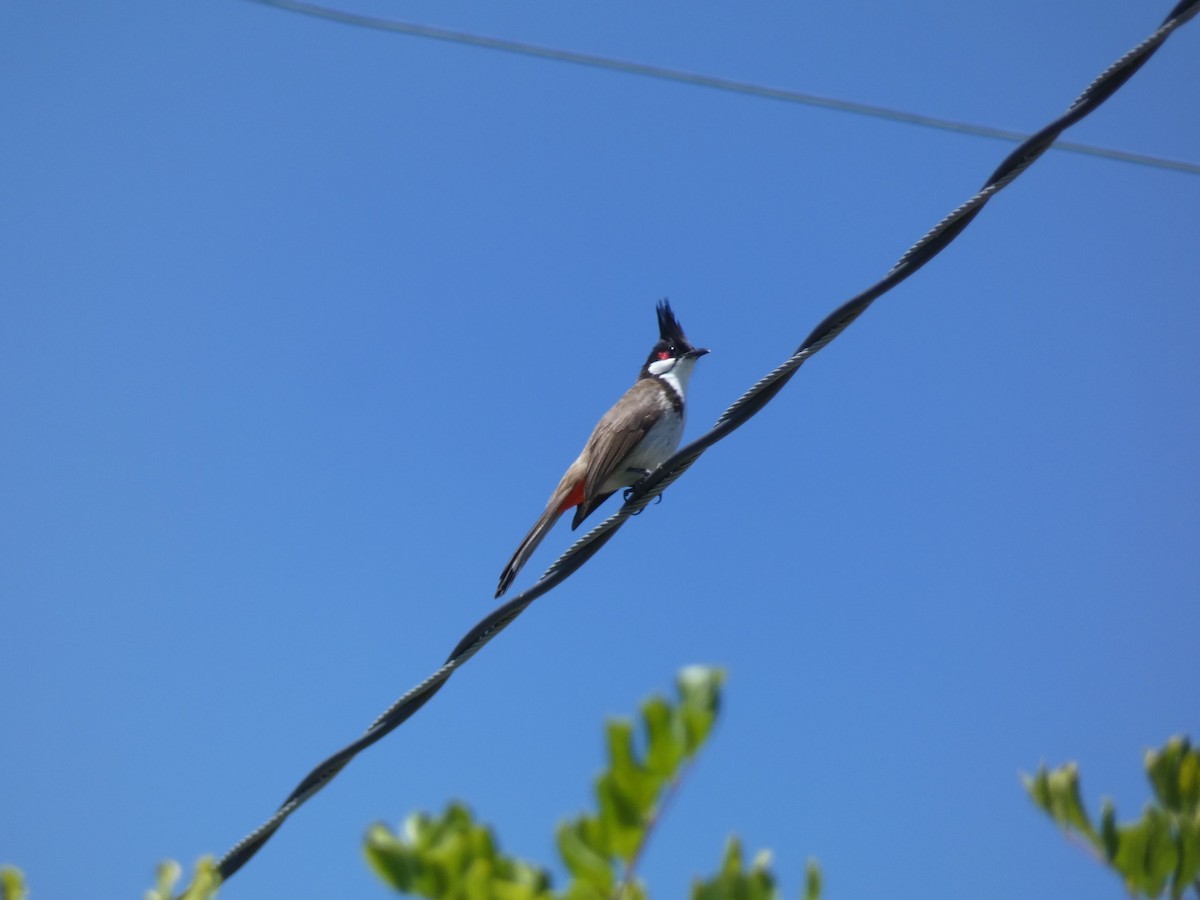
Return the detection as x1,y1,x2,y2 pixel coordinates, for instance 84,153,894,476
495,300,708,598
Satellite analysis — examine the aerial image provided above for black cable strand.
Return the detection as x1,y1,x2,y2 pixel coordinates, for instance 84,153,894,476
207,1,1198,887
241,0,1200,176
216,527,630,879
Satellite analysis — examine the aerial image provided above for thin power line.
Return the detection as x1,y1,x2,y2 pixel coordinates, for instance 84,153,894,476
199,0,1200,890
242,0,1200,176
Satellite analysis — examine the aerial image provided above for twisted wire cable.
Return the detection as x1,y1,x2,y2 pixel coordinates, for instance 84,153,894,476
209,0,1199,885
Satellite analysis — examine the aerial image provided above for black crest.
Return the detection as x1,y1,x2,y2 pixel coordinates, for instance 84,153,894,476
655,299,691,350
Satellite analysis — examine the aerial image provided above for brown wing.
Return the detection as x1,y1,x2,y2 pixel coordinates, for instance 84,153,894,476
579,379,663,504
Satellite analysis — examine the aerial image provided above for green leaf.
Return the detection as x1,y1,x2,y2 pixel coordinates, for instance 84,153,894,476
1142,806,1178,896
1051,763,1098,842
1022,765,1052,811
1146,737,1200,816
803,859,823,900
596,771,646,862
0,867,27,900
1109,810,1161,896
642,696,685,778
1100,800,1120,861
595,711,682,864
1022,762,1099,847
463,858,494,900
691,837,778,900
1172,812,1200,900
366,821,424,893
178,859,221,900
606,718,638,777
557,818,615,892
143,858,219,900
367,802,553,899
677,666,724,757
1110,827,1146,896
605,718,663,817
145,861,181,900
1035,738,1200,900
561,880,611,900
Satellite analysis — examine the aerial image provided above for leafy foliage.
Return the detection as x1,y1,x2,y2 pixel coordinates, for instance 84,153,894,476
368,667,820,899
1,667,813,898
365,803,555,900
691,838,776,900
1026,735,1200,899
690,840,821,900
557,664,725,892
144,857,221,900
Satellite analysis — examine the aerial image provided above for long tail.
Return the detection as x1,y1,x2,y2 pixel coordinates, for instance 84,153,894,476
496,502,565,598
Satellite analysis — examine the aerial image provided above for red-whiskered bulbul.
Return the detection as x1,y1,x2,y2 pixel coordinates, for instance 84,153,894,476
495,300,708,598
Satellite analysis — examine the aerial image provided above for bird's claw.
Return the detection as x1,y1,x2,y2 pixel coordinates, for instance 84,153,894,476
623,485,665,512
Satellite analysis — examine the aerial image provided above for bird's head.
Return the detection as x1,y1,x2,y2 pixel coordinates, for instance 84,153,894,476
641,299,709,381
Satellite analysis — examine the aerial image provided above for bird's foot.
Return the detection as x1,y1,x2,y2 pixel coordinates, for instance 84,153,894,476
622,469,665,511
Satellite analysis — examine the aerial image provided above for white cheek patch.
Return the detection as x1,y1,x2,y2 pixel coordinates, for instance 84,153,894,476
647,357,675,377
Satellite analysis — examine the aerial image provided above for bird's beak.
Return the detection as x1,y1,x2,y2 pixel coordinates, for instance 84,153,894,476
685,347,710,359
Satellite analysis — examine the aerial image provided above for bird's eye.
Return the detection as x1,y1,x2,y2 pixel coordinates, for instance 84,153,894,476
657,351,670,360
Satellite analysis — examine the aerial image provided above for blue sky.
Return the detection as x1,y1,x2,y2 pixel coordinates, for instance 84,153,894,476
2,2,1197,898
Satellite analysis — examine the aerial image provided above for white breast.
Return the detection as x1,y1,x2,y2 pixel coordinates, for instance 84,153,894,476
598,399,686,494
